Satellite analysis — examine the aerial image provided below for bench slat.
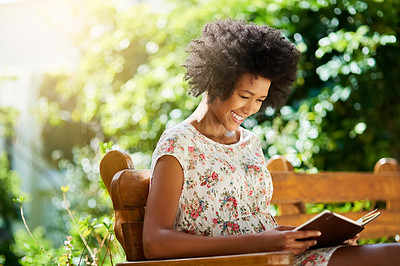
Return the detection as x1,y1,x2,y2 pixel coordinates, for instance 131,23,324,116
271,172,400,203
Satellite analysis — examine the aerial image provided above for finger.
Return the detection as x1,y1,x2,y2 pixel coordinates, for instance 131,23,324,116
290,248,309,255
286,240,317,254
350,241,358,246
343,233,360,245
291,230,321,239
290,239,317,250
275,225,296,231
343,239,358,246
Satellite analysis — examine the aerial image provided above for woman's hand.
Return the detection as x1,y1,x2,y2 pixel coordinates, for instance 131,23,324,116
259,225,321,255
343,234,359,246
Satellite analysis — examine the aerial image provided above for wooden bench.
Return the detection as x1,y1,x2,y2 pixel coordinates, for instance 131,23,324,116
100,150,400,265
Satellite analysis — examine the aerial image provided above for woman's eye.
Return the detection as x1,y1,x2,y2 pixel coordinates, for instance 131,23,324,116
240,96,249,99
257,99,265,102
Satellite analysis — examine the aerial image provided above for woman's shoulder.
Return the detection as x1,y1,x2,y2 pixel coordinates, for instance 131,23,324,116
158,121,194,143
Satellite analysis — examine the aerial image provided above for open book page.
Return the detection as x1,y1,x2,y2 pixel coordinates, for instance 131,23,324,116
356,209,381,226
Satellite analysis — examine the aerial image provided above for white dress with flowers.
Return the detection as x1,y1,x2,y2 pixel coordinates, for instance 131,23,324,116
150,121,340,266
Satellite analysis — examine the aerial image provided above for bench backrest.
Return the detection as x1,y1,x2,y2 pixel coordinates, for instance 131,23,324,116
100,150,400,261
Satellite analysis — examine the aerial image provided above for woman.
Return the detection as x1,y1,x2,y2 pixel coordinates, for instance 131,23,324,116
143,19,399,265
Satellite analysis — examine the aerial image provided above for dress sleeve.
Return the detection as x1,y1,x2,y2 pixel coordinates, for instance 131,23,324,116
150,127,189,183
247,131,267,166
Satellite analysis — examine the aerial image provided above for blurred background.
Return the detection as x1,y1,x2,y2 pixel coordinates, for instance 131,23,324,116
0,0,399,265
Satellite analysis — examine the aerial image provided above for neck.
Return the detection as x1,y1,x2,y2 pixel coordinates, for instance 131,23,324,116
186,95,239,144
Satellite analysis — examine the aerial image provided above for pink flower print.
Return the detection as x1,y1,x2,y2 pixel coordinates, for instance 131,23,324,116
184,229,196,235
232,223,239,232
199,154,205,160
188,146,195,153
212,218,218,224
246,165,254,175
191,211,199,219
254,165,260,171
211,172,218,180
166,146,174,152
201,181,207,186
249,190,253,196
225,201,233,210
229,164,236,172
233,199,238,207
192,201,200,210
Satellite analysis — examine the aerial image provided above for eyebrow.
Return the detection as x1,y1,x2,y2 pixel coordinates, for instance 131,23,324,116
239,90,268,99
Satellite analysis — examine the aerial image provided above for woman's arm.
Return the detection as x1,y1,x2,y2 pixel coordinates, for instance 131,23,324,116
143,155,320,260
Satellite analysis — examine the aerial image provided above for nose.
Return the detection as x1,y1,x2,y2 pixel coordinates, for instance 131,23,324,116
242,100,259,116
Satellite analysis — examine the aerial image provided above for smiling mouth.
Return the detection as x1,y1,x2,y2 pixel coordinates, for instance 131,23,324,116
231,111,245,124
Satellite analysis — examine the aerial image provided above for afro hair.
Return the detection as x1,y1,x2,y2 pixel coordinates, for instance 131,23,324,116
184,19,300,111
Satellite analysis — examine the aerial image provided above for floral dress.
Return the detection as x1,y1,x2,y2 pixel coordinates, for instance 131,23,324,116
150,121,340,266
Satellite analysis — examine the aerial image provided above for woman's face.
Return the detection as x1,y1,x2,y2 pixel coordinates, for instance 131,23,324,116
208,73,271,132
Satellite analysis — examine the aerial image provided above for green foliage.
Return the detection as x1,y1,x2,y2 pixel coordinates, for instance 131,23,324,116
12,227,57,266
43,145,124,265
37,0,400,171
290,0,400,171
99,141,114,156
0,152,22,265
12,187,123,265
305,200,375,214
0,107,19,138
0,107,22,265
